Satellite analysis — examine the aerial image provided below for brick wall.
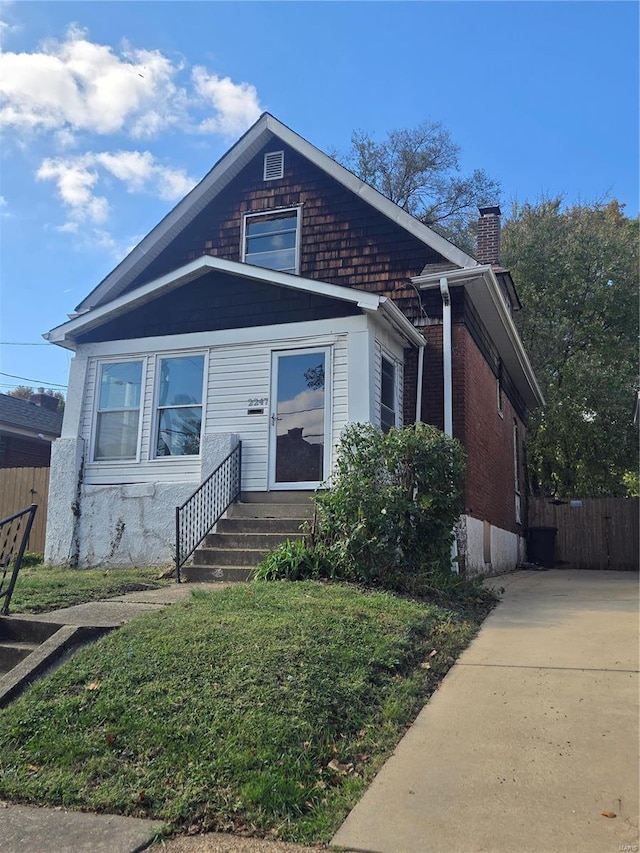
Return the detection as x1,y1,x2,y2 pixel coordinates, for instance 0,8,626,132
458,326,525,535
409,321,525,535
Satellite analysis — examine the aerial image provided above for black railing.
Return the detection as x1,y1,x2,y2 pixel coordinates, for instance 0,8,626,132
0,504,38,616
175,442,241,582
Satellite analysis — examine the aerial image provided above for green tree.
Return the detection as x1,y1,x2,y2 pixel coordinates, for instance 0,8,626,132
335,121,500,252
502,198,639,497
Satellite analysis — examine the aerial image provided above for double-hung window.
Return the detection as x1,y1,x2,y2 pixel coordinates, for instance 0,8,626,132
154,355,205,457
380,355,397,433
94,361,143,461
243,208,300,273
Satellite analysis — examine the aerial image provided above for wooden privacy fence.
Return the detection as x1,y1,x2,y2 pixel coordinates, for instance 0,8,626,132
529,497,639,571
0,467,50,554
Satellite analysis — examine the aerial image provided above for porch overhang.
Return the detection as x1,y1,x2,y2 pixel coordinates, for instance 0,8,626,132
45,255,424,351
412,265,544,409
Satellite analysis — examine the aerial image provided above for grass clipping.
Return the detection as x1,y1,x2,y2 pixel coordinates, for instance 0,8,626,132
0,582,490,842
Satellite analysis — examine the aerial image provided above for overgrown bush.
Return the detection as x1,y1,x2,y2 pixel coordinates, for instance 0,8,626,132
255,423,466,593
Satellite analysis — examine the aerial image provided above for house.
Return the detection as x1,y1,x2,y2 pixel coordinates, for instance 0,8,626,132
44,113,543,576
0,391,63,469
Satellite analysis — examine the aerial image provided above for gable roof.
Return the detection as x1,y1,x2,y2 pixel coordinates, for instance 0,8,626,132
74,113,477,314
0,394,63,439
48,255,426,350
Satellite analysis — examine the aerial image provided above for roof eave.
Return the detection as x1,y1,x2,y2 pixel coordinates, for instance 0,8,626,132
412,266,544,409
47,255,388,348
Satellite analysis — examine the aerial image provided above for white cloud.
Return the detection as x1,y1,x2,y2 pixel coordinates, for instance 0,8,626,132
93,151,195,200
192,67,262,136
36,150,196,232
0,26,264,143
37,155,108,224
0,25,185,139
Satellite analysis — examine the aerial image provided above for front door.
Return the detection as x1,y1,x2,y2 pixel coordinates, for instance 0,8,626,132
269,348,330,489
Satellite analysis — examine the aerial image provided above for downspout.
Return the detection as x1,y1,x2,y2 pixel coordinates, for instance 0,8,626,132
439,277,459,574
440,277,453,437
415,344,424,424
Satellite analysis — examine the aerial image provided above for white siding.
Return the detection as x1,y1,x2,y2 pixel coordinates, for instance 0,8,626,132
80,329,349,490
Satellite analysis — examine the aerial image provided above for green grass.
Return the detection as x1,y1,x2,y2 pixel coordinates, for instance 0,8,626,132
7,565,170,614
0,581,495,843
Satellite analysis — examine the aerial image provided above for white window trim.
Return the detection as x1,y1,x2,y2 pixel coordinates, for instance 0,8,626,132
380,350,399,433
241,206,302,274
91,356,147,464
150,351,208,461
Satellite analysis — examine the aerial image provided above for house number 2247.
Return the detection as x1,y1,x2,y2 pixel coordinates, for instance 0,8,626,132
248,397,268,407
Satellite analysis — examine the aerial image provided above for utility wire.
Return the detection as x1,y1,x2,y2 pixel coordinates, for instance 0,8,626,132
0,371,67,389
0,342,50,346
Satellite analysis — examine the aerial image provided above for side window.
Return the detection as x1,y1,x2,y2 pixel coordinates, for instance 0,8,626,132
94,360,143,461
243,209,300,273
514,419,522,524
380,355,396,433
496,359,504,417
154,355,205,457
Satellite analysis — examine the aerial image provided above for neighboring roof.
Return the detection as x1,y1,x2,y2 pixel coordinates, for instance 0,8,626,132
412,265,544,410
0,394,63,439
47,255,426,350
74,112,477,314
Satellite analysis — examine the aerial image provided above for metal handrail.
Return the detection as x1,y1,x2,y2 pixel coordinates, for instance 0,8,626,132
175,442,241,582
0,503,38,615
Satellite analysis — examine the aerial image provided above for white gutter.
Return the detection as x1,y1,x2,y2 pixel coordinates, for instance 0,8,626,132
413,265,544,408
377,297,426,349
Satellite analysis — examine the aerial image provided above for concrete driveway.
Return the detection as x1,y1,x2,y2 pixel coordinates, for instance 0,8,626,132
333,570,639,853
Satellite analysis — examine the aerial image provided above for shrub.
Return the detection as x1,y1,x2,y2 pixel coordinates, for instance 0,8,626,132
256,423,466,593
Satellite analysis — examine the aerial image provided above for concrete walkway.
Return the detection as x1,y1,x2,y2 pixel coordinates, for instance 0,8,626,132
333,570,639,853
15,581,228,628
2,571,638,853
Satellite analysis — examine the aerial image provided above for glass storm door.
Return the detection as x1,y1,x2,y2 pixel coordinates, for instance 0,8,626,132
269,349,329,489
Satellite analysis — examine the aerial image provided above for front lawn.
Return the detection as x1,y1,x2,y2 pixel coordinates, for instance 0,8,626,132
0,581,495,843
8,565,171,614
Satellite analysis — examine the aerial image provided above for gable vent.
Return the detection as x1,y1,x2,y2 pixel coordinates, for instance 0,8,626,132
263,151,284,181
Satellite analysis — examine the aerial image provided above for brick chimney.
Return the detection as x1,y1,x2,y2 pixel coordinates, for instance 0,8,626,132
30,388,60,412
477,205,501,265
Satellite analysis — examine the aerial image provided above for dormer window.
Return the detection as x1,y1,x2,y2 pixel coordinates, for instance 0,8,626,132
242,208,300,274
263,151,284,180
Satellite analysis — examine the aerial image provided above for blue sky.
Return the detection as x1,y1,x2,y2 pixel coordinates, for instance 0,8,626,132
1,1,638,396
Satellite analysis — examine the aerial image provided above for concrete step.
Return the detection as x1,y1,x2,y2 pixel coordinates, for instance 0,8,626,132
0,617,62,644
216,517,306,535
192,547,267,567
203,531,303,550
181,565,253,583
240,491,317,504
0,640,40,674
227,502,314,520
